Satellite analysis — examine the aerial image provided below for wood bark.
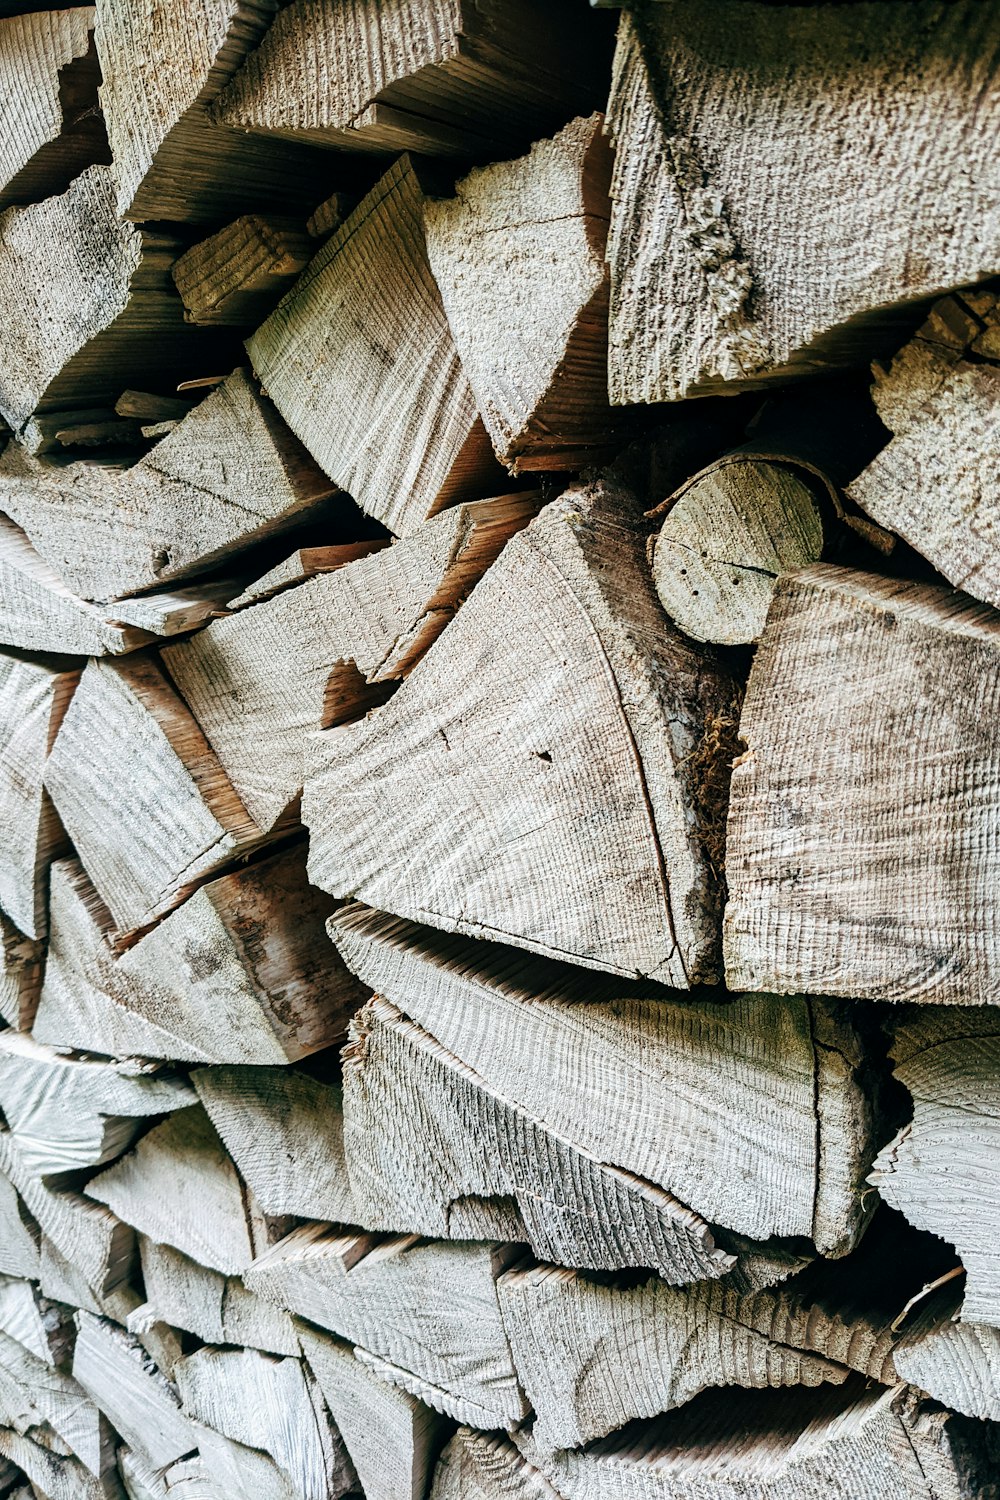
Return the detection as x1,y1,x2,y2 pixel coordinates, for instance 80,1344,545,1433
162,491,540,831
171,216,313,326
425,113,621,472
725,564,1000,1005
605,2,1000,402
246,155,504,536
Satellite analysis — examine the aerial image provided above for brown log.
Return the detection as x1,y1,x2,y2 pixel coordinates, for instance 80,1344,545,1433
171,215,314,326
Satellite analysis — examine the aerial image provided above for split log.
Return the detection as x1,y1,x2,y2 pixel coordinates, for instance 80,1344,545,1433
190,1419,307,1500
0,8,108,209
848,292,1000,610
93,0,334,222
114,392,194,424
246,156,504,536
163,492,540,832
174,1346,356,1500
214,0,610,159
0,1427,120,1500
0,910,42,1030
245,1226,529,1429
431,1430,563,1500
0,1272,74,1368
0,1171,41,1281
72,1313,194,1473
0,370,339,601
0,1033,193,1178
307,481,741,986
724,565,1000,1004
0,1326,112,1478
332,904,879,1255
305,191,352,241
895,1314,1000,1425
604,2,1000,403
34,849,362,1064
43,654,277,939
171,216,313,326
138,1237,299,1358
425,114,620,472
343,996,734,1283
37,1234,139,1329
0,167,218,433
193,1066,357,1225
297,1325,445,1500
224,540,386,610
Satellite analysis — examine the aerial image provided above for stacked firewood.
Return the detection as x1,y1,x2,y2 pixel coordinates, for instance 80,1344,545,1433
0,1,998,1496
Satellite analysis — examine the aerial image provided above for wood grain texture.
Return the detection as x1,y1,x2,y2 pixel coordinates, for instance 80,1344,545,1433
425,114,620,472
307,481,740,986
72,1312,195,1473
246,155,503,536
0,1426,123,1500
163,492,540,831
895,1313,1000,1425
725,565,1000,1004
0,909,41,1030
138,1236,298,1357
171,216,313,326
605,2,1000,402
332,905,877,1254
0,1271,73,1368
431,1429,564,1500
0,1324,113,1479
0,1170,41,1282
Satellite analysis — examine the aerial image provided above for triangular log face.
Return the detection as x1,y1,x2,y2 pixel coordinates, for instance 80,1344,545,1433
305,480,740,986
138,1237,299,1357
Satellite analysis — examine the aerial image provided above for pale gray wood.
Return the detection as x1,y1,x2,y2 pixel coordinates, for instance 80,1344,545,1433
0,1326,112,1479
0,1273,73,1368
223,540,386,611
895,1313,1000,1424
0,1427,124,1500
354,1344,510,1430
431,1430,564,1500
307,480,740,987
37,1235,140,1329
725,564,1000,1004
187,1420,299,1500
138,1237,299,1357
0,907,42,1030
73,1313,193,1473
605,2,1000,402
0,1169,40,1281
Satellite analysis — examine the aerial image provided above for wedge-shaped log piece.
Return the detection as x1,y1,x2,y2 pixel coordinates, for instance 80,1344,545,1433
224,539,385,610
426,114,617,471
432,1430,564,1500
214,0,609,159
0,8,108,208
172,215,313,326
725,565,1000,1004
895,1313,1000,1425
333,905,877,1254
0,1272,73,1368
94,0,334,222
513,1381,1000,1500
1,370,338,601
298,1325,445,1500
0,1171,40,1281
86,1104,263,1277
246,1226,528,1429
0,167,216,433
163,492,539,831
0,1326,111,1478
175,1346,356,1500
0,1427,120,1500
45,655,275,939
0,910,42,1030
0,1032,192,1178
0,647,78,939
37,1233,139,1329
345,996,733,1282
139,1237,299,1357
191,1420,307,1500
34,850,360,1063
73,1313,194,1474
247,156,503,535
308,482,740,985
848,293,1000,611
605,3,1000,403
194,1066,356,1225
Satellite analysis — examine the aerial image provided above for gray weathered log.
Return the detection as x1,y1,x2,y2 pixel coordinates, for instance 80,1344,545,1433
137,1236,299,1358
171,216,314,326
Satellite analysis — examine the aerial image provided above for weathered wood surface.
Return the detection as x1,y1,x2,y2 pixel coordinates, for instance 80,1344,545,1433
895,1312,1000,1425
426,113,619,472
223,540,385,610
0,1426,122,1500
431,1430,565,1500
0,910,41,1032
0,1271,73,1368
724,565,1000,1005
605,2,1000,403
247,156,503,536
34,849,361,1064
163,492,540,831
245,1226,529,1429
0,7,108,209
72,1312,195,1473
0,369,338,601
0,1323,112,1478
307,481,739,986
138,1236,298,1357
0,166,214,433
848,292,1000,611
214,0,609,159
44,654,274,939
171,215,313,326
0,1171,41,1283
332,904,877,1254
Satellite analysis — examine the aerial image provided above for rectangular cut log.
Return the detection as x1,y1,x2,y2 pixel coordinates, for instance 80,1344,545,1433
162,492,540,831
344,996,734,1283
847,292,1000,611
72,1313,195,1474
214,0,609,159
724,565,1000,1004
245,1226,529,1428
426,114,621,472
0,166,219,432
0,909,42,1030
306,481,740,986
330,902,877,1256
605,3,1000,402
44,654,277,939
246,156,504,535
0,369,339,601
138,1237,299,1357
172,215,314,326
0,8,108,209
33,849,362,1064
0,647,78,939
